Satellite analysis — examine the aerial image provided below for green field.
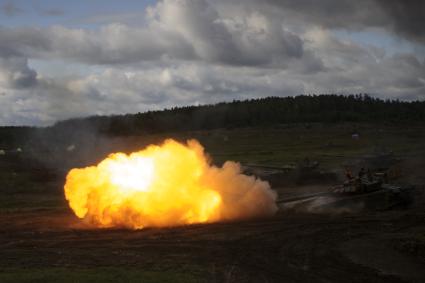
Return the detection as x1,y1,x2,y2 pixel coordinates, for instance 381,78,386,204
137,123,425,168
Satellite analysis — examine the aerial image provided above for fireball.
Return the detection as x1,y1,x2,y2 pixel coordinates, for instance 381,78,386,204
64,139,277,229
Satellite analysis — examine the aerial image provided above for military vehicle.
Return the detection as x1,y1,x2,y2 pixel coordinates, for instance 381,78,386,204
278,171,414,212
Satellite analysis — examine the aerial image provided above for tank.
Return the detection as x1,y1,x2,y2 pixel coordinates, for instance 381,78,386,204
278,172,414,212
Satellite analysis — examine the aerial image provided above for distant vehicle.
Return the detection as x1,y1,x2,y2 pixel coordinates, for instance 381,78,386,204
278,170,414,212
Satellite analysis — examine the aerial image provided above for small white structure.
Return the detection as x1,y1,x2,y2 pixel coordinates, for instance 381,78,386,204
66,144,76,152
351,133,360,140
16,147,22,152
0,149,5,155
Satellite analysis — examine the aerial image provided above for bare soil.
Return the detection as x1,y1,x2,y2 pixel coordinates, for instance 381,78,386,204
1,206,425,282
2,124,425,282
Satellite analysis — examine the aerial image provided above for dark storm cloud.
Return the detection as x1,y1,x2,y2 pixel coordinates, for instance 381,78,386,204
374,0,425,43
250,0,425,44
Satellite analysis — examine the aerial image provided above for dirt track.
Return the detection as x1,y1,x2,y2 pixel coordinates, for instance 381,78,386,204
1,208,425,283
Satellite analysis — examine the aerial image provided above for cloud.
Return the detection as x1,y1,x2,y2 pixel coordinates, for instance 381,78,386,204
3,44,422,127
1,1,23,17
235,0,425,44
0,0,423,126
0,0,309,67
374,0,425,44
0,57,38,89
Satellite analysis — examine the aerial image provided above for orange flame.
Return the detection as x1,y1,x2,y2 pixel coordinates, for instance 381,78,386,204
64,139,277,229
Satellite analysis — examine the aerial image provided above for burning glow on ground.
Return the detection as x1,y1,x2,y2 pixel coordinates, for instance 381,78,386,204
64,139,277,229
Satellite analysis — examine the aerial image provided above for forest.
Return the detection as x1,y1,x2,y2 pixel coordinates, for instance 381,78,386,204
51,94,425,136
1,94,425,149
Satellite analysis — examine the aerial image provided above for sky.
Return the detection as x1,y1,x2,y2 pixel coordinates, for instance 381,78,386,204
0,0,424,126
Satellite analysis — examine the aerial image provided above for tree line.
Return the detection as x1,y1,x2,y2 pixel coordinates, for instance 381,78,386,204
50,94,425,136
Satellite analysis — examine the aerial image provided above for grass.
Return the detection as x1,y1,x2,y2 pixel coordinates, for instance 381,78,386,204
166,123,425,169
0,193,65,212
0,168,64,212
0,267,202,283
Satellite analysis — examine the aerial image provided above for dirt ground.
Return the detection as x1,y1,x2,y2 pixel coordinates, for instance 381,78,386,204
1,124,425,282
1,204,425,282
